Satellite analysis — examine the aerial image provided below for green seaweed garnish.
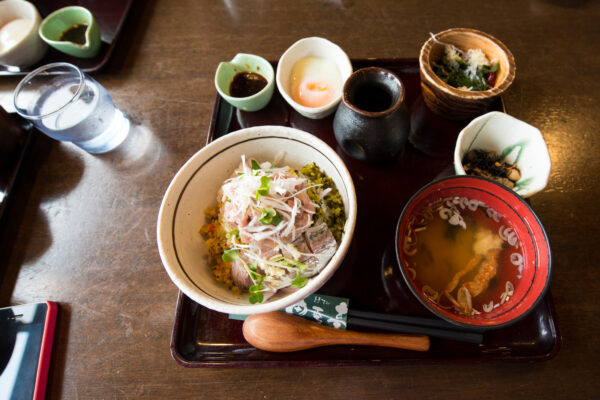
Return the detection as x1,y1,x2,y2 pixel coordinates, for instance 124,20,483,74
433,55,499,91
444,223,461,241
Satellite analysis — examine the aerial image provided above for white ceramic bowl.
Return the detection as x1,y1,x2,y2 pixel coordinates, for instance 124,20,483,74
276,37,353,119
454,111,551,198
0,0,47,68
157,126,357,315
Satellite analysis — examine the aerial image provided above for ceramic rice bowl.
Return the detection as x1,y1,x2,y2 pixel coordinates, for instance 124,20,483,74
157,126,357,315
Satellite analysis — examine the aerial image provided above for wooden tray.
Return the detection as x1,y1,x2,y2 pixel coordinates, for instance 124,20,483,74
0,0,133,76
169,58,561,367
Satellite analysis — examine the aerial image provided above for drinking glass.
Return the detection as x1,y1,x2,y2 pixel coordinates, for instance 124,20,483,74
13,62,130,154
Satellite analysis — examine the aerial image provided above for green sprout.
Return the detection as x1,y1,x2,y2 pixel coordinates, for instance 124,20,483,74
256,176,271,200
259,207,284,226
290,272,308,288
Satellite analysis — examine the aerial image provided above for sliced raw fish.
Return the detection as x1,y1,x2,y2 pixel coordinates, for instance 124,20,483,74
304,223,338,275
254,239,282,260
231,260,253,289
281,234,320,275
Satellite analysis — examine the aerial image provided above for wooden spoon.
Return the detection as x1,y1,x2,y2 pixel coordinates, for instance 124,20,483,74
243,311,430,352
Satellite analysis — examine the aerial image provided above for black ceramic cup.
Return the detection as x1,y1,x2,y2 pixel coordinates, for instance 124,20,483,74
333,67,410,163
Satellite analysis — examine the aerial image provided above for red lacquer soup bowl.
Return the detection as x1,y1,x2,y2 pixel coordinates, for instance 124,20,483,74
395,175,551,329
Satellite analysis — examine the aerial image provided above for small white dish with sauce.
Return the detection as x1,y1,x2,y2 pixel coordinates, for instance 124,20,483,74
0,0,47,68
277,37,353,119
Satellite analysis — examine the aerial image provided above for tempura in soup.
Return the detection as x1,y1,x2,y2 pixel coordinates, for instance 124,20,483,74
402,196,523,316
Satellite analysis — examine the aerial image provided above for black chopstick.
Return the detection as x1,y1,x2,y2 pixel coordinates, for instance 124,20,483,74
347,310,485,344
348,309,485,332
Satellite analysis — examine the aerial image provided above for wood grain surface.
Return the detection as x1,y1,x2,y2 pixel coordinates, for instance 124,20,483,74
1,0,599,398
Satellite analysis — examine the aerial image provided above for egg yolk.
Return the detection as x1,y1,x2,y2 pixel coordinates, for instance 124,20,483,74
294,79,335,108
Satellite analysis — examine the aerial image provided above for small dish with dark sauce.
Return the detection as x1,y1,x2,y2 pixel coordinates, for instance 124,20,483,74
215,53,274,112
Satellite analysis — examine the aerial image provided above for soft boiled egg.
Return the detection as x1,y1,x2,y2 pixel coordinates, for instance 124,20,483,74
290,56,343,108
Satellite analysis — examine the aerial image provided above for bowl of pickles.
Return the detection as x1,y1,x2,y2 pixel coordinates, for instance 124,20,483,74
454,111,551,198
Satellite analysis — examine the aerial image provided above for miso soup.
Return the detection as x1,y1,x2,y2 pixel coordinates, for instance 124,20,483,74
401,197,523,316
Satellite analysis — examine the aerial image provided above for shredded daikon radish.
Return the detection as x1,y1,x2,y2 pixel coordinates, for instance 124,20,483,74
208,156,343,303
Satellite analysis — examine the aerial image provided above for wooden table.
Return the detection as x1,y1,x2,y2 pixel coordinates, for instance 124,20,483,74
1,0,599,398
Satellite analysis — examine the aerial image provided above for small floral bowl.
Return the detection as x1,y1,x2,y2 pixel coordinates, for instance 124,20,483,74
454,111,551,198
395,175,551,330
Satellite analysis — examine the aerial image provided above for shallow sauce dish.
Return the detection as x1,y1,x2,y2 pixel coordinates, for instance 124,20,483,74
214,53,275,112
395,176,551,329
157,126,357,315
38,6,101,58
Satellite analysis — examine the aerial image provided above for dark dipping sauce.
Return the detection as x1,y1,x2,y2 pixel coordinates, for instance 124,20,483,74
229,72,268,98
60,24,88,45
